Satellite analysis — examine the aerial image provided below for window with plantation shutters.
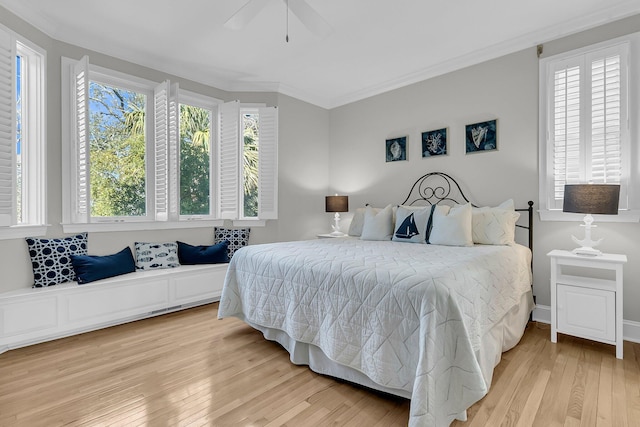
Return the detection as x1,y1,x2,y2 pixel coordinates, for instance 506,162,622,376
62,56,278,232
0,24,46,239
539,35,638,221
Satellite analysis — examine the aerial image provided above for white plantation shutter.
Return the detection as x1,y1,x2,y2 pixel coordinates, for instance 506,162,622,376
153,81,179,222
257,107,278,219
168,83,179,220
0,27,16,226
73,55,90,223
547,43,629,210
217,100,240,219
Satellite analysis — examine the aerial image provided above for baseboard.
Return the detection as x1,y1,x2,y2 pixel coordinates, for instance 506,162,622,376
533,304,640,344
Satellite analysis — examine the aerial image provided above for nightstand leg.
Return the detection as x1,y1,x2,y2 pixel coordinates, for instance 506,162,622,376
616,264,623,359
550,259,557,343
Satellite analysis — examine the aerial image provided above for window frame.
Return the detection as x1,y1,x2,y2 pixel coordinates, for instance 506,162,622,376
538,32,640,223
0,25,47,240
86,68,155,223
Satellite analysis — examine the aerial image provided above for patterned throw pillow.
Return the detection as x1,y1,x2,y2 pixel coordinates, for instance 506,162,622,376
26,233,89,288
214,227,250,259
134,242,180,270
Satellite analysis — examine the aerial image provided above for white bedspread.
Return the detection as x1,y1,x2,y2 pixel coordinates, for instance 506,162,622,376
218,238,533,427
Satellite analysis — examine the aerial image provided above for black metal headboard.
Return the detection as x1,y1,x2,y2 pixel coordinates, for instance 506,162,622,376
400,172,534,254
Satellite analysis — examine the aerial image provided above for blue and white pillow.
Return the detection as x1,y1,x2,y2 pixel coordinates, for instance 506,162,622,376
392,206,431,244
214,227,250,259
26,232,89,288
134,242,180,270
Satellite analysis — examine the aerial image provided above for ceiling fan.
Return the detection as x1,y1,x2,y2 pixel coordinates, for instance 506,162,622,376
224,0,332,41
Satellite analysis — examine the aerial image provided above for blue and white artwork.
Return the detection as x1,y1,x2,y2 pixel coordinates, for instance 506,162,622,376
386,136,407,162
466,119,497,153
421,128,447,157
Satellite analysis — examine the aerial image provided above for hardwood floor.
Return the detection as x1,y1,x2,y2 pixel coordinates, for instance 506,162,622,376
0,303,638,426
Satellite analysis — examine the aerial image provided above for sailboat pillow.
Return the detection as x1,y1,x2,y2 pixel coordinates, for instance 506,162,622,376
392,206,432,244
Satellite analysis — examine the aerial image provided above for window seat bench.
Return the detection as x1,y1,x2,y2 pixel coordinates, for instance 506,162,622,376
0,263,228,354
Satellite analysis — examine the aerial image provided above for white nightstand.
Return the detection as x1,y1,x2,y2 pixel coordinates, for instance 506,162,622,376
547,249,627,359
317,233,349,239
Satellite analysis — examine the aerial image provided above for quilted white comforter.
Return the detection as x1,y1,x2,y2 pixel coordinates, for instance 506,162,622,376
218,238,533,427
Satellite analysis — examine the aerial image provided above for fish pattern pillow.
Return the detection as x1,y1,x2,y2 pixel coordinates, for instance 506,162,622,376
134,242,180,270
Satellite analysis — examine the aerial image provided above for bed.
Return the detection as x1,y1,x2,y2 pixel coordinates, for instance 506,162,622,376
218,172,534,427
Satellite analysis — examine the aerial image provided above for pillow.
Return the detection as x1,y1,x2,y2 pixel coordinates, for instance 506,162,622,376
349,205,400,237
392,206,431,244
177,240,230,265
471,199,518,245
360,204,394,241
26,232,88,288
70,247,136,284
348,207,375,237
134,242,180,270
214,227,250,259
472,209,521,245
428,203,473,246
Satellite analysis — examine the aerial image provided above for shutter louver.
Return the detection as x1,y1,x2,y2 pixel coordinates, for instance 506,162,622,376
257,107,278,219
73,55,90,223
217,101,240,219
0,28,16,226
154,80,169,221
590,54,622,185
168,83,179,220
551,63,581,208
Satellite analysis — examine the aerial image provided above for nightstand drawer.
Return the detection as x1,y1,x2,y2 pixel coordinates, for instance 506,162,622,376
557,283,615,342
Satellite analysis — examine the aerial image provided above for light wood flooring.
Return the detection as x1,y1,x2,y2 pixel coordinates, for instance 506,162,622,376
0,303,639,426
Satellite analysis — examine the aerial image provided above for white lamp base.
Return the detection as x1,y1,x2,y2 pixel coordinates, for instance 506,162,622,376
329,212,346,236
571,213,604,256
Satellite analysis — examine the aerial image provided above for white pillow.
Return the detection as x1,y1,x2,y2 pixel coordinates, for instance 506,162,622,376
471,199,518,245
392,206,431,244
360,205,394,241
428,203,473,246
472,209,520,245
348,207,375,237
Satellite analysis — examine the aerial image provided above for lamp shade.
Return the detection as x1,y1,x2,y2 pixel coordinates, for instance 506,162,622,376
562,184,620,215
325,195,349,213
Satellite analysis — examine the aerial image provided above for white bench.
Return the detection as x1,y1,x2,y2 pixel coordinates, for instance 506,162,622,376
0,263,228,354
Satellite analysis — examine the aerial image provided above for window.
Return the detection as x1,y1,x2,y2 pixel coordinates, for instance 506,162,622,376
62,57,277,231
539,34,640,221
177,90,216,218
218,101,278,222
89,79,149,219
0,25,46,239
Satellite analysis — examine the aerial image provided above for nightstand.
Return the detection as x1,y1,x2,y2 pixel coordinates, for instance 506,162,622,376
547,249,627,359
317,233,349,239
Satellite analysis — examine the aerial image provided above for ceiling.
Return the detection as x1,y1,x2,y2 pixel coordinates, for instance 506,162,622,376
2,0,640,109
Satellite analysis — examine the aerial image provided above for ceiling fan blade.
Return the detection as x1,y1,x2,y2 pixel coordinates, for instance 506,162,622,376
286,0,333,38
224,0,271,30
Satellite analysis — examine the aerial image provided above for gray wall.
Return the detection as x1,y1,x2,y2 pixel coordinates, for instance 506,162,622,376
2,5,639,324
328,15,640,323
0,6,330,292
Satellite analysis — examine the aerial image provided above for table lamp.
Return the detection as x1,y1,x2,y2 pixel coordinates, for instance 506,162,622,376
325,195,349,236
562,184,620,256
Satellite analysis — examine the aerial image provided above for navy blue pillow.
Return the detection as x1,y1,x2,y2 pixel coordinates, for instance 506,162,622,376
70,247,136,284
177,240,229,265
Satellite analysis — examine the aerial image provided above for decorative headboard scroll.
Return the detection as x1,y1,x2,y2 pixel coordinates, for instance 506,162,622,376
400,172,473,207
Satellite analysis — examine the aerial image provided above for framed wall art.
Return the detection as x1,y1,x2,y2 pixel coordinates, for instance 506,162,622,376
421,128,447,157
386,136,407,162
465,119,497,153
